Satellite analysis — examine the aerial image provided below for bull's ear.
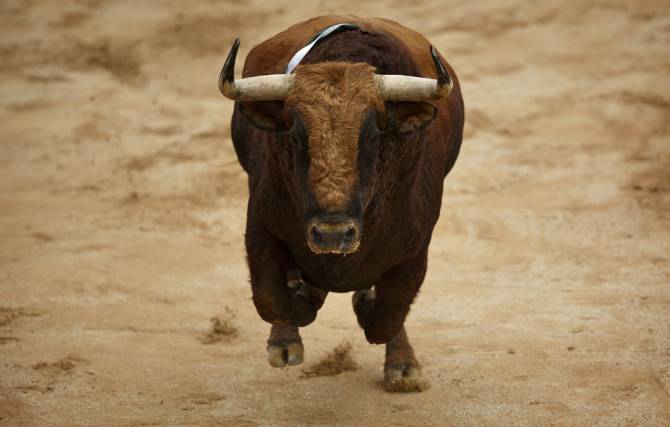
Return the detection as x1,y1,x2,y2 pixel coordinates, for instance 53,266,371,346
390,101,437,134
238,101,288,132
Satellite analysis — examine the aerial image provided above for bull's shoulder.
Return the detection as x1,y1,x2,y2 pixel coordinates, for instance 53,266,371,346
370,18,438,77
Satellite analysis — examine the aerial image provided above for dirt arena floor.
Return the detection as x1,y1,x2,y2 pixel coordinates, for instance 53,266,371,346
1,0,669,425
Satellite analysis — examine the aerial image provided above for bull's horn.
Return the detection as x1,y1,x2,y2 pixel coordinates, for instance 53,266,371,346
218,38,293,101
375,46,453,101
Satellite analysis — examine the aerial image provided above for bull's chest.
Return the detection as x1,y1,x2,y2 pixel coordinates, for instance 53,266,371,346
287,245,384,293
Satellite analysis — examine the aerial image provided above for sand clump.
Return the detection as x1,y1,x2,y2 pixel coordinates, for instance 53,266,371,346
199,308,238,344
0,307,41,327
301,342,358,378
32,356,89,374
383,376,430,393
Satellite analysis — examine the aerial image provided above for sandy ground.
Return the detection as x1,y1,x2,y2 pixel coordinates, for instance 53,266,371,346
1,0,669,425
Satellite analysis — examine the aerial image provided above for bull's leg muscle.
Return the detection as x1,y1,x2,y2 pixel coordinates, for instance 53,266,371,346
246,223,327,326
353,250,428,344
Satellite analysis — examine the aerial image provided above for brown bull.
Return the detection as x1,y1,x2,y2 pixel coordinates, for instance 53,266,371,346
218,15,464,391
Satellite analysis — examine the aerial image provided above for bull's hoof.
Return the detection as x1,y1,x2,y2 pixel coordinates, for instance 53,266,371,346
383,362,429,392
267,324,303,367
267,341,304,367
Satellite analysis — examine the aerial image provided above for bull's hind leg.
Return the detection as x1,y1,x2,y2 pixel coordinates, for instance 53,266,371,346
267,324,304,367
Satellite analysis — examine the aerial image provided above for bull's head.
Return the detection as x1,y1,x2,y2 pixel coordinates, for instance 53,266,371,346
219,38,453,255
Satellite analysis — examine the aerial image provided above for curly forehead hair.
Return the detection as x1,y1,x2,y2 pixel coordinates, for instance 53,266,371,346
286,62,383,213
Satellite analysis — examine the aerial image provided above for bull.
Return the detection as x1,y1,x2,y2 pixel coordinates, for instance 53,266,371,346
218,15,464,391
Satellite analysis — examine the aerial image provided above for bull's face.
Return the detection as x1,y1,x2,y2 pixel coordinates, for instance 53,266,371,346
288,64,382,255
240,63,438,255
220,38,453,255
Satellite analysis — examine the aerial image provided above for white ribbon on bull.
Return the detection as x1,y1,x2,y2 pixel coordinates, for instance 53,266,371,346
218,30,453,102
285,23,359,74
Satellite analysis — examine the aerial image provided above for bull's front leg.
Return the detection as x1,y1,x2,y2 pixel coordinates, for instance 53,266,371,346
246,224,327,367
353,251,427,344
353,251,429,392
266,270,327,367
246,224,327,327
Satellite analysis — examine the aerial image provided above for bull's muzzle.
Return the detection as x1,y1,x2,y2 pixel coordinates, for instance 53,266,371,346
306,219,360,255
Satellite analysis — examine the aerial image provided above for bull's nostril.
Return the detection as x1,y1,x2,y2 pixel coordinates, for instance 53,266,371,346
311,226,323,242
308,221,359,252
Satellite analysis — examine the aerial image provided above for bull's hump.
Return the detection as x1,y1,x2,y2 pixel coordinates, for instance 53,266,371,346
242,15,435,78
